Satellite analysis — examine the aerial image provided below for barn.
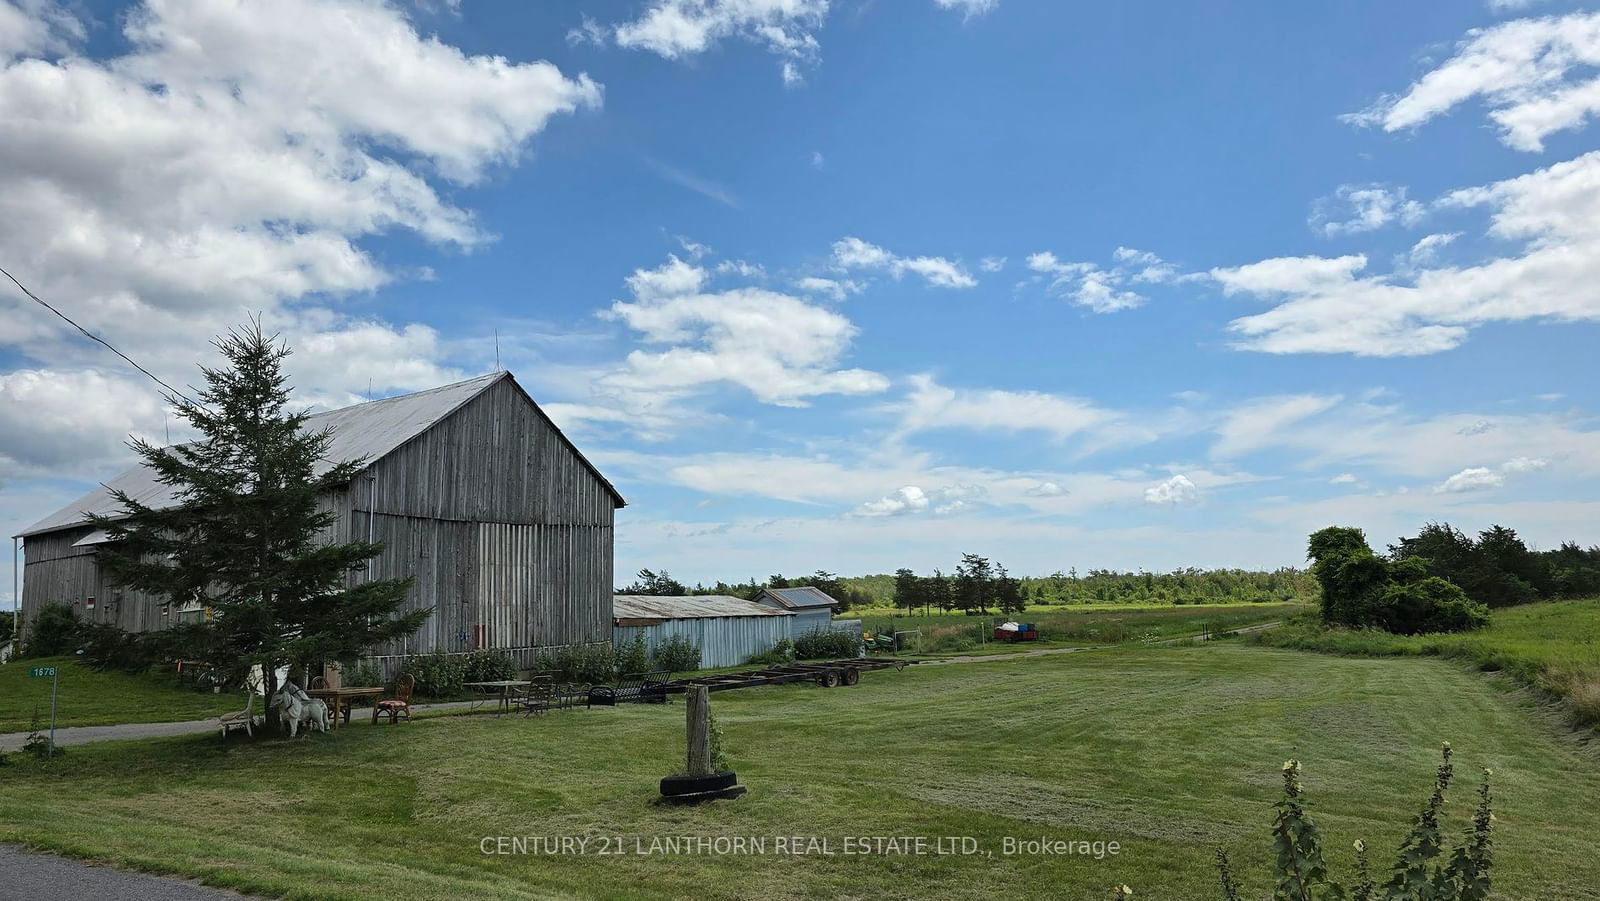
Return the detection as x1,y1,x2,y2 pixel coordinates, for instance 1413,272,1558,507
14,372,624,673
753,586,840,635
612,595,794,669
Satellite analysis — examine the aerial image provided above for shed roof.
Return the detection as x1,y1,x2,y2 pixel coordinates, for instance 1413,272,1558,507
18,371,623,538
757,586,839,610
612,595,795,624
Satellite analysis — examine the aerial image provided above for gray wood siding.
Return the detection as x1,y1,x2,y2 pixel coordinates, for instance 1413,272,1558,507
21,528,171,634
18,376,617,660
349,379,615,657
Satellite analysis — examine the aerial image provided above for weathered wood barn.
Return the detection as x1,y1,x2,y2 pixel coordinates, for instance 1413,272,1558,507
15,372,624,670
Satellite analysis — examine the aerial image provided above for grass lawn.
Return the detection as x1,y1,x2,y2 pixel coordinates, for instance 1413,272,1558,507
859,602,1305,655
2,645,1597,900
1251,599,1600,727
0,656,243,733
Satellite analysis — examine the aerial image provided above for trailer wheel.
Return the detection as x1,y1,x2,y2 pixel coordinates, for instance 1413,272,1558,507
841,668,860,686
816,670,841,688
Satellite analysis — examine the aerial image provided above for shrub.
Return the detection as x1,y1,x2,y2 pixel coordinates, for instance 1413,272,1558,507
341,658,385,690
462,649,518,683
76,622,155,673
1379,577,1490,635
401,650,466,698
746,638,795,666
22,603,78,658
536,643,615,683
652,634,701,673
1215,744,1495,901
615,635,650,676
794,628,861,660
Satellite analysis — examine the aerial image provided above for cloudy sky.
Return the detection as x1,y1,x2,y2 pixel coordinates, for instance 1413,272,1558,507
4,0,1600,603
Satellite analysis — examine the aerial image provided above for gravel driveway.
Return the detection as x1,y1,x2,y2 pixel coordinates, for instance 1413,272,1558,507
0,845,251,900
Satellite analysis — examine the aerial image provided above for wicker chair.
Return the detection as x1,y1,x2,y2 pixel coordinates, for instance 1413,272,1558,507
373,673,415,724
218,693,258,739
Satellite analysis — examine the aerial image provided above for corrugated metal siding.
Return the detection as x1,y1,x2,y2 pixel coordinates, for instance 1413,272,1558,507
789,608,836,635
614,614,795,670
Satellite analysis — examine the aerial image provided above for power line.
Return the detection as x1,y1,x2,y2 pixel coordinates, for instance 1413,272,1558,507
0,264,198,406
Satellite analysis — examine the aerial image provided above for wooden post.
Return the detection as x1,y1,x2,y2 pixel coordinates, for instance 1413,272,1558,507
686,686,713,776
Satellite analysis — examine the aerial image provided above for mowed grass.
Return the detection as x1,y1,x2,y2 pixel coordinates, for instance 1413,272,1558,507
0,656,242,732
3,645,1598,900
1253,599,1600,726
860,602,1304,655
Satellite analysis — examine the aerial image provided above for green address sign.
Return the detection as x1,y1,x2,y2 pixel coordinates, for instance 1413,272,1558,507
29,665,57,678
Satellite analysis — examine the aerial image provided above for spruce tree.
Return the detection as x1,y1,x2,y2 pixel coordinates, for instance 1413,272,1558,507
90,323,428,730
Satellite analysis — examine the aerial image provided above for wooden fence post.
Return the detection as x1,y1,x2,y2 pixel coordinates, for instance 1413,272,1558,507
687,686,713,776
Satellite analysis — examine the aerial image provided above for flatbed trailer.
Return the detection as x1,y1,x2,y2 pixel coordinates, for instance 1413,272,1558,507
664,657,912,694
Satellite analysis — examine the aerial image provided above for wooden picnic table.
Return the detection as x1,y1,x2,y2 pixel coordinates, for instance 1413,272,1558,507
463,680,533,716
305,686,385,730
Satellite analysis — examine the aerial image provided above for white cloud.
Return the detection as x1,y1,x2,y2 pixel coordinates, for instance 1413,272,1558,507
1309,184,1425,236
793,276,861,300
933,0,998,21
0,0,82,58
809,150,825,168
1212,394,1343,458
0,0,597,404
1217,151,1600,356
1399,232,1460,270
979,256,1007,272
1027,480,1065,497
1026,246,1180,313
0,368,167,478
832,237,976,288
855,485,929,517
1344,11,1600,152
1330,473,1358,484
596,255,888,409
1458,419,1496,436
1488,0,1545,10
610,0,828,85
894,374,1134,445
1436,466,1504,493
567,15,609,46
1501,455,1548,473
1145,474,1199,506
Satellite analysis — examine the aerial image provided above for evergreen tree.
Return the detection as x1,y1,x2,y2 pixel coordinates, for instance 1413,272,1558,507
91,324,427,729
893,568,920,616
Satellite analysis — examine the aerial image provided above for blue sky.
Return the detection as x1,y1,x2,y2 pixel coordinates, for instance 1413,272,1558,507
3,0,1600,601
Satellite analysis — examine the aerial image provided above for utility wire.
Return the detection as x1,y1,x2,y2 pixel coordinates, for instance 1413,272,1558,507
0,264,199,406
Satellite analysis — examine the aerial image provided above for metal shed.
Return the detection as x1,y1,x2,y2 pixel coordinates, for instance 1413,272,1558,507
753,586,840,635
15,372,625,674
613,595,795,670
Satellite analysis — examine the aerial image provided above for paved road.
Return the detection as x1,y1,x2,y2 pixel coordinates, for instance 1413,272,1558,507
0,699,481,752
3,623,1284,751
0,845,249,900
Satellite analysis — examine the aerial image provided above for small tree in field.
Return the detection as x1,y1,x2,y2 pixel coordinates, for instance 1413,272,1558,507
91,324,428,730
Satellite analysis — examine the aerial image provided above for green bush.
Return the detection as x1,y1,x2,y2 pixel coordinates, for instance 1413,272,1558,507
794,628,860,660
746,638,795,666
22,603,79,658
652,634,700,673
401,651,466,697
615,635,650,676
461,649,518,683
341,658,385,690
1379,576,1490,635
536,643,616,684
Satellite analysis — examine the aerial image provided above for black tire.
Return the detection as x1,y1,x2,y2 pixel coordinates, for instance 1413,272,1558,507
816,670,841,688
661,771,738,796
841,668,860,686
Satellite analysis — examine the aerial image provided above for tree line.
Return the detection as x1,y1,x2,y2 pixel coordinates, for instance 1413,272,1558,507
892,553,1028,617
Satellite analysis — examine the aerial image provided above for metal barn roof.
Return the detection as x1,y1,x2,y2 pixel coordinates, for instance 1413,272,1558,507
757,586,839,610
613,595,795,624
19,371,623,538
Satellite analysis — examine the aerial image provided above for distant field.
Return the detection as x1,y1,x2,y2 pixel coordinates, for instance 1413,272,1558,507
0,656,242,733
852,602,1305,654
1252,599,1600,727
2,645,1596,900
